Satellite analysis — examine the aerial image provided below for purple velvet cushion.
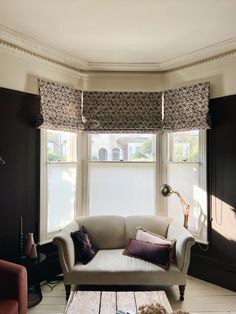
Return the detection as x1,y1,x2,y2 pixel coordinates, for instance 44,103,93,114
136,227,176,263
71,226,97,264
123,238,172,269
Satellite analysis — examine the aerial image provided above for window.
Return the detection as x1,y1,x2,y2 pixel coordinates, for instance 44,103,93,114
88,134,157,216
170,130,199,162
40,130,207,244
40,129,79,242
165,130,207,243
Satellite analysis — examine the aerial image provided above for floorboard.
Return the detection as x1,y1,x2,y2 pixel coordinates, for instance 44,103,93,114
27,275,236,314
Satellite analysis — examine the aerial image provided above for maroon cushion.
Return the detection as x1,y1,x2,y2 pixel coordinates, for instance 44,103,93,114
71,226,97,264
123,238,172,269
136,227,176,263
0,299,18,314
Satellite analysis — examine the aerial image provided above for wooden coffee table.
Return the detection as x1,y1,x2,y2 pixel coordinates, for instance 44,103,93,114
65,290,173,314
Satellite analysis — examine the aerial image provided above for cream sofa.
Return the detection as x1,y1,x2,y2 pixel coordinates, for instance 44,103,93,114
53,215,195,300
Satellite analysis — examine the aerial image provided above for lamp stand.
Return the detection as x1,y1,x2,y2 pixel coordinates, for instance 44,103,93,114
173,191,190,229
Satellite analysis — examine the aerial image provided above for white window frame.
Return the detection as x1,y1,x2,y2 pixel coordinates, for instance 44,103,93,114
40,129,82,243
40,130,207,244
161,130,208,243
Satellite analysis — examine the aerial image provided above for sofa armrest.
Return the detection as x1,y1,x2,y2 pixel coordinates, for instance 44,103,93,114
53,221,79,273
167,222,195,272
0,259,27,314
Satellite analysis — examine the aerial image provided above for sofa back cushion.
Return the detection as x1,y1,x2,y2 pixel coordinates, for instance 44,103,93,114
76,215,126,249
125,215,173,244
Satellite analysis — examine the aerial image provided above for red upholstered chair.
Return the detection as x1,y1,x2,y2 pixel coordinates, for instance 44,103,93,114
0,259,27,314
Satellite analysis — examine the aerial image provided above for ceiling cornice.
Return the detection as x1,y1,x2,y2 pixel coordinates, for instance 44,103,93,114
0,25,87,73
1,24,236,73
167,48,236,74
158,37,236,71
86,62,162,72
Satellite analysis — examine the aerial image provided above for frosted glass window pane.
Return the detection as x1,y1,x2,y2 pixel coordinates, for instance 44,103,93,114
89,163,156,216
90,134,155,162
48,165,76,232
167,163,201,235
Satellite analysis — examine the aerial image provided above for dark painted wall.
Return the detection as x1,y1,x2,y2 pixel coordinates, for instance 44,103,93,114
189,94,236,291
0,87,61,281
0,87,40,259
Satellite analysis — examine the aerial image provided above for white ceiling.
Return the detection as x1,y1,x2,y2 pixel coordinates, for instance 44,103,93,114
1,0,236,71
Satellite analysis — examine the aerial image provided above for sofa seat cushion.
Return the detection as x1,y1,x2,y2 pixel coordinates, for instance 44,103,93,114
65,249,185,286
0,300,18,314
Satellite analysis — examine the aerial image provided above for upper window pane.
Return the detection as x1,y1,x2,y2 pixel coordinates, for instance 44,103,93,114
47,130,77,162
170,130,199,162
89,134,156,162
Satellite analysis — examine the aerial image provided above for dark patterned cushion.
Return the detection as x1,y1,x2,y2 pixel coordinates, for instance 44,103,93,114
123,238,172,269
71,226,97,264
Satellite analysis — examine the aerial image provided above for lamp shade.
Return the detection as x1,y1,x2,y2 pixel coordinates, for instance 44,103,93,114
160,184,173,197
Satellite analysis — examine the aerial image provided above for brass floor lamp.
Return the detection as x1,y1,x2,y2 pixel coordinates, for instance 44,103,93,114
160,184,190,229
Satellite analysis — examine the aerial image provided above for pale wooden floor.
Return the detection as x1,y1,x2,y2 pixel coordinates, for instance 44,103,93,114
28,275,236,314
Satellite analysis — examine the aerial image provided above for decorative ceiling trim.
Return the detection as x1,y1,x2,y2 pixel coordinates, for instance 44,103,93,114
160,37,236,70
167,49,236,73
84,38,236,72
86,62,162,72
1,24,236,73
0,40,86,77
0,25,87,72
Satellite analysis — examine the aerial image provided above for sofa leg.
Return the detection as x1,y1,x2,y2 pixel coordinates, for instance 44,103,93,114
179,285,185,301
65,284,71,300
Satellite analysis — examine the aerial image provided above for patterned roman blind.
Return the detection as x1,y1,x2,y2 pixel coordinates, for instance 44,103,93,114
163,81,210,132
82,91,163,133
37,79,83,131
38,79,210,133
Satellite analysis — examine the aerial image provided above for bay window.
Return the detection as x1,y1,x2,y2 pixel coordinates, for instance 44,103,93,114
38,80,209,243
40,131,207,243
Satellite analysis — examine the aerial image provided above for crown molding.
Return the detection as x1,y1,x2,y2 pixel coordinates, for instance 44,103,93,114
0,25,88,73
1,24,236,73
168,49,236,74
162,37,236,72
87,38,236,72
86,62,162,72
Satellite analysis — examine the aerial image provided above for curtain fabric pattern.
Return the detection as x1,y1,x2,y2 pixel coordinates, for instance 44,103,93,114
163,81,210,132
37,79,83,131
38,79,210,133
82,91,163,133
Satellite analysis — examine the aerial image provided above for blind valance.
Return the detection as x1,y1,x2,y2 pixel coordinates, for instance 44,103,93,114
37,79,83,131
82,91,163,133
163,81,210,132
